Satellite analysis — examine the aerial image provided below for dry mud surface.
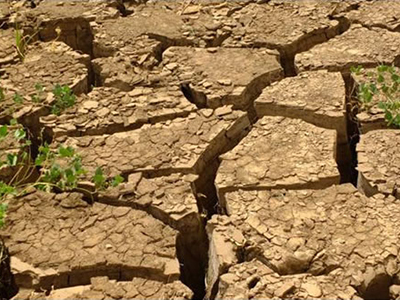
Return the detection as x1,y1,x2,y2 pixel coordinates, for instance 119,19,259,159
0,1,400,299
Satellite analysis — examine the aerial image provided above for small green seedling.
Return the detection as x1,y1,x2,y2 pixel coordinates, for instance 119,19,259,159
51,84,76,115
14,24,38,62
0,119,124,228
13,93,23,104
351,64,400,128
31,83,44,103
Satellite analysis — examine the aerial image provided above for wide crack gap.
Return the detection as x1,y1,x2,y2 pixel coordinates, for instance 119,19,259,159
179,69,283,122
90,114,253,299
24,17,94,58
240,16,351,77
82,115,248,296
358,273,392,300
22,14,100,91
92,175,208,300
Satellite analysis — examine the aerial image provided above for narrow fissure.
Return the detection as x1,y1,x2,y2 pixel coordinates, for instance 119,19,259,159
342,72,360,187
275,16,351,77
0,240,18,299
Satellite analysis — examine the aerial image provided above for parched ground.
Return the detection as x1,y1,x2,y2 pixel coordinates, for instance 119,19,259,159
1,1,400,299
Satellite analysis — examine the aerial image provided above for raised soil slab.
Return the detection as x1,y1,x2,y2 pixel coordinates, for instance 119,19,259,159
215,116,339,202
99,172,200,233
92,1,249,62
17,276,193,300
344,2,400,31
92,55,152,91
162,46,283,109
0,2,9,22
5,191,181,290
92,4,186,67
76,276,192,299
223,2,346,54
0,29,17,67
255,70,347,143
24,0,120,21
357,130,400,198
40,86,197,138
217,260,360,299
207,184,400,299
20,0,120,54
295,25,400,73
57,107,250,178
0,42,89,125
93,47,283,108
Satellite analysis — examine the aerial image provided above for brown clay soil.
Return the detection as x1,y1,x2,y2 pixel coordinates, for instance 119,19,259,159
1,1,400,299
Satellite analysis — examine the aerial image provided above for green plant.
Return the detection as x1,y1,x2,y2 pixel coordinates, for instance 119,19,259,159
93,167,124,190
0,120,124,227
351,64,400,128
14,25,25,62
51,84,76,115
14,24,38,62
31,83,44,103
12,93,23,105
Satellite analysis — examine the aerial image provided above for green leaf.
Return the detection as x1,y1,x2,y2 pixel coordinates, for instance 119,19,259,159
350,65,363,75
51,84,76,115
93,167,106,189
66,171,76,185
378,101,386,110
58,146,74,158
9,119,17,126
6,154,18,166
377,65,388,73
111,175,124,187
35,155,45,166
39,143,50,155
386,111,394,125
14,128,26,140
35,83,44,92
53,84,62,97
0,182,15,197
0,125,7,139
31,95,40,103
369,83,378,94
0,203,7,222
13,93,23,104
51,106,61,116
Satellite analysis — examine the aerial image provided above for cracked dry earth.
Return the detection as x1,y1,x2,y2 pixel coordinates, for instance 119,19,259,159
1,0,400,299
